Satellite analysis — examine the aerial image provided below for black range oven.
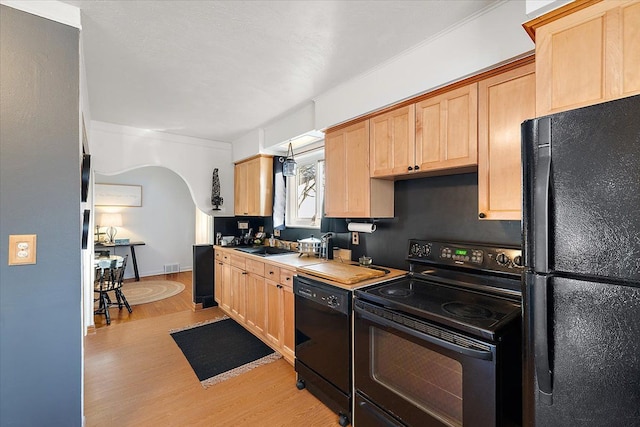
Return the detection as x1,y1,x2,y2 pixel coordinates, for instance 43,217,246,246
354,240,523,427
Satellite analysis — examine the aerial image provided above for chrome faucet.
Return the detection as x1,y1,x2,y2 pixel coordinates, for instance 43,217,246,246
320,232,334,260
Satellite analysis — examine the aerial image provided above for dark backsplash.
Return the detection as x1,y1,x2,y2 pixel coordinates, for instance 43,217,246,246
215,172,521,270
349,173,521,269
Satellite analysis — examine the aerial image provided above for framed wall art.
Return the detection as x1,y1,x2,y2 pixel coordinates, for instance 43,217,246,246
95,184,142,207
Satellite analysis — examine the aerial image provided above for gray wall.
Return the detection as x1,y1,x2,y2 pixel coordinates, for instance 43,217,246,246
0,6,82,426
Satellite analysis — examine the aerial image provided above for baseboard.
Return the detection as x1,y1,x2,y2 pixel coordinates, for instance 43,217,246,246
123,267,193,280
86,325,96,335
191,302,203,311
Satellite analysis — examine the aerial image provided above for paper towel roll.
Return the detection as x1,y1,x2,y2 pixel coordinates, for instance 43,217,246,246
347,222,377,233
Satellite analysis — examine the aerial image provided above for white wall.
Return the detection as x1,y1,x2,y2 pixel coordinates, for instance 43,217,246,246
238,1,537,151
96,167,196,279
263,102,315,150
89,120,234,216
525,0,573,17
232,128,264,163
0,0,80,28
313,0,534,129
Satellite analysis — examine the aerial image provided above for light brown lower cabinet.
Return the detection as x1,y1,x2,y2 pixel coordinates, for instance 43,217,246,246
214,249,295,365
214,251,232,312
281,284,295,360
229,261,247,323
265,278,281,347
245,273,266,336
265,274,295,363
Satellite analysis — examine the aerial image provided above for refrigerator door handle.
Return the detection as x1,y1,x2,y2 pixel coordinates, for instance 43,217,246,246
533,274,553,404
534,117,552,273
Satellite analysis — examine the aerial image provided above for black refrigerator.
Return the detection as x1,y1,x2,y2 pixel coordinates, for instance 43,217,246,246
521,94,640,426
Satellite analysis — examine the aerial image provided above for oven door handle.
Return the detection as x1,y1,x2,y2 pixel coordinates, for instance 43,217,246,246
356,307,494,361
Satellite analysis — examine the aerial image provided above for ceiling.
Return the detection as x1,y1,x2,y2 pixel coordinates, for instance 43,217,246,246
64,0,498,143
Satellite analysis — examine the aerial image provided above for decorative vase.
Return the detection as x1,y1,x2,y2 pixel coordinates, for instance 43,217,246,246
211,168,223,210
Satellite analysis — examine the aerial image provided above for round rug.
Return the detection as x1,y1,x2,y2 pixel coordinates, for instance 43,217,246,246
123,280,185,305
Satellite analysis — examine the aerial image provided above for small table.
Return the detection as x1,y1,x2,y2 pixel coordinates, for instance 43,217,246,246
95,241,145,281
93,255,124,268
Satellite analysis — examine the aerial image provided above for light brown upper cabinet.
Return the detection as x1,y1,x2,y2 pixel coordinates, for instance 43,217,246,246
370,105,416,177
234,155,273,216
529,0,640,116
415,83,478,173
478,62,536,220
325,120,394,218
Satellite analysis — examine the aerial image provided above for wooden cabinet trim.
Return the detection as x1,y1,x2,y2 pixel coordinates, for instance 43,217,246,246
325,56,534,134
522,0,603,41
233,153,274,165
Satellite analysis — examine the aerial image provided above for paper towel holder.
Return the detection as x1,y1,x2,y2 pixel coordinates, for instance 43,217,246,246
346,220,377,233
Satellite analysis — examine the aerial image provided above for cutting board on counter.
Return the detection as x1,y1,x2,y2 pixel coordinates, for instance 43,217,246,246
298,262,385,284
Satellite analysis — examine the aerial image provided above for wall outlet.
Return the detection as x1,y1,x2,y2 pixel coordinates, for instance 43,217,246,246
8,234,37,265
273,229,281,237
351,231,359,245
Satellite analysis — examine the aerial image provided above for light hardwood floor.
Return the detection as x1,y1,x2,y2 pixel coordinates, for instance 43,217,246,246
86,272,337,426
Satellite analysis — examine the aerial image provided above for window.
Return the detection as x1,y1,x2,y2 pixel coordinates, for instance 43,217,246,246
285,148,325,229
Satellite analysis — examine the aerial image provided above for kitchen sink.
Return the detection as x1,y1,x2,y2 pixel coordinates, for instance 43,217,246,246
234,246,296,257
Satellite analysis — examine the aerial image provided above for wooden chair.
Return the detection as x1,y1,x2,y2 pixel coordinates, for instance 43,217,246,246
112,255,132,314
94,258,118,325
94,255,132,325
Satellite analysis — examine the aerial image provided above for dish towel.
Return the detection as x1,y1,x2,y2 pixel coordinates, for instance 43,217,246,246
273,157,286,230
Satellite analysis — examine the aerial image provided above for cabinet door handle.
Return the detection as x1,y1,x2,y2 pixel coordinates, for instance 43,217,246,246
269,271,274,275
414,165,420,171
479,212,486,219
408,166,413,171
242,271,247,275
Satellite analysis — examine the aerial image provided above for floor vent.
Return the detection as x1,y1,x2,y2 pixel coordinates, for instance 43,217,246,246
164,263,180,274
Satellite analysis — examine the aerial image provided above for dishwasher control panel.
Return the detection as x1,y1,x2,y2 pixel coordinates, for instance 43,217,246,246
294,276,351,315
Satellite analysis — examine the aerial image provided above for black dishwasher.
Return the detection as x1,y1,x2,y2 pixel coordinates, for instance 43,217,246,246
294,275,352,427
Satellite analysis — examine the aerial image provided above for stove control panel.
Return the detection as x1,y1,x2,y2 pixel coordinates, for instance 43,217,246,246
407,239,523,274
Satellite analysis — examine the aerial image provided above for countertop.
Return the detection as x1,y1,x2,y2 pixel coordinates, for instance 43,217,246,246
214,245,407,290
296,268,407,291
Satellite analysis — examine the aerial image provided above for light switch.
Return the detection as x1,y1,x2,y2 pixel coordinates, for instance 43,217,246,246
8,234,37,265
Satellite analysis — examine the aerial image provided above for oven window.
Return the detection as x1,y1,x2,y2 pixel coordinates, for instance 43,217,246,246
371,327,463,427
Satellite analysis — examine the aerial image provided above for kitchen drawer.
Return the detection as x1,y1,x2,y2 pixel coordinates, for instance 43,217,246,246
246,258,265,276
230,254,245,269
280,268,295,288
265,264,280,281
